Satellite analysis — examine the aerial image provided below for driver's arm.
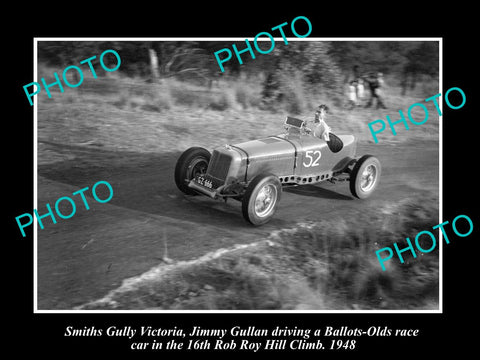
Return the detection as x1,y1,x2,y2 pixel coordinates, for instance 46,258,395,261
322,122,331,141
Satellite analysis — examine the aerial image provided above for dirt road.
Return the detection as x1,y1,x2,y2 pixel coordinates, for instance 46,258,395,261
37,137,438,309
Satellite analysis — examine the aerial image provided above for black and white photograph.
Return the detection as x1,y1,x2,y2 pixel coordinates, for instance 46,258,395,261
33,39,441,311
7,8,478,356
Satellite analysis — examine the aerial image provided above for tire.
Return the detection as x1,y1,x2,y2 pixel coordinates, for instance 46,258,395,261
174,147,211,195
349,155,381,199
242,173,282,226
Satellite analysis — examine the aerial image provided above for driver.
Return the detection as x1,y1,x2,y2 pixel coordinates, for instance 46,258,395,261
308,104,331,141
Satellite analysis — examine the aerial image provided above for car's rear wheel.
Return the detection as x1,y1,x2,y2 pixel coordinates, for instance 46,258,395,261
174,147,211,195
242,173,282,226
349,155,381,199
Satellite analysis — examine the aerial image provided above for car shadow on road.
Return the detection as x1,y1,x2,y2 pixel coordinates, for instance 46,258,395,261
37,141,288,230
284,184,354,200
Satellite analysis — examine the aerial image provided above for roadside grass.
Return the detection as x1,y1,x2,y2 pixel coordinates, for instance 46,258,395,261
80,192,439,311
37,66,439,156
36,63,438,112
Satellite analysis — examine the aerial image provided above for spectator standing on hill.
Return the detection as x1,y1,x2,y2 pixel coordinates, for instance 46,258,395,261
345,65,360,109
365,72,387,109
357,77,365,105
346,80,358,109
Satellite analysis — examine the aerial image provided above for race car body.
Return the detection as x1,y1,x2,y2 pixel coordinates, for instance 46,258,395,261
175,116,381,225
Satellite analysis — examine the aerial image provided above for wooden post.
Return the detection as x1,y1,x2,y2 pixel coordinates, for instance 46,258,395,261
148,48,160,81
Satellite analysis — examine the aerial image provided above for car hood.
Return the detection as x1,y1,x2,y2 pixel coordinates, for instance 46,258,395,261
232,136,295,160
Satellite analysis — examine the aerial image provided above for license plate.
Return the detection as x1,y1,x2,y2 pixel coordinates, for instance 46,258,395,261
195,176,213,189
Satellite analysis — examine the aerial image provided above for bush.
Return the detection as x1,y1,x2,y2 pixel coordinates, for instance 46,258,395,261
234,81,262,109
264,71,310,115
111,83,172,112
208,89,238,111
169,85,200,107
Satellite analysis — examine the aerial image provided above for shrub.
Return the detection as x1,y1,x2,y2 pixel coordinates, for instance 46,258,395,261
208,88,238,111
234,81,262,109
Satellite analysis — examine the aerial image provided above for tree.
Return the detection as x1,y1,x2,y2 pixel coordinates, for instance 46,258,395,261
146,42,214,82
261,41,344,110
401,42,439,95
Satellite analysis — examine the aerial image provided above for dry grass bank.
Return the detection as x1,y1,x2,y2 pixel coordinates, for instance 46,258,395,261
79,193,438,311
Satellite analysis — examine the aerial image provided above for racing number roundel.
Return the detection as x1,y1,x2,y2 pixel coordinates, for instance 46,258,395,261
303,150,321,168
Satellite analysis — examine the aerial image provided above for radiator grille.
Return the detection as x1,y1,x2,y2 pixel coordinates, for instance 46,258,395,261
206,150,231,183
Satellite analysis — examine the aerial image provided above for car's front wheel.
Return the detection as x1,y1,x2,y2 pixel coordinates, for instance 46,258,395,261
242,173,282,226
174,147,211,195
349,155,381,199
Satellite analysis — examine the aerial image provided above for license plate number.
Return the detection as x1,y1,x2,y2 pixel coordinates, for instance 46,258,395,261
196,176,213,189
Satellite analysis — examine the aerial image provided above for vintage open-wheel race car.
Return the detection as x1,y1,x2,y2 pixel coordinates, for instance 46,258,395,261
174,116,381,226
